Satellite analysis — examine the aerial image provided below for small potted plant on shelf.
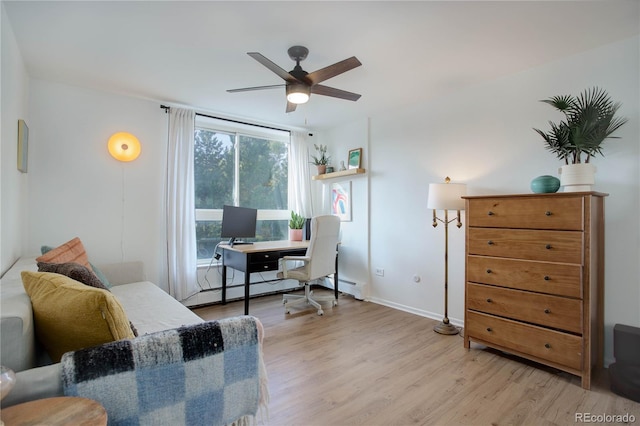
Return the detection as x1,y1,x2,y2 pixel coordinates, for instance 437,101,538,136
533,86,627,191
310,144,330,174
289,211,305,241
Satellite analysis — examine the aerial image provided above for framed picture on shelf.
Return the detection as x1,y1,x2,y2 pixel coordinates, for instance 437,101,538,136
348,148,362,169
331,181,352,222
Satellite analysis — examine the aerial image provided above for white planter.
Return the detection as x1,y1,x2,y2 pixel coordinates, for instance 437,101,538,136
559,163,597,192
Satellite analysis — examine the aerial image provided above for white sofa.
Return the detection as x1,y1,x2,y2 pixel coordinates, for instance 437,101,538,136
0,256,266,424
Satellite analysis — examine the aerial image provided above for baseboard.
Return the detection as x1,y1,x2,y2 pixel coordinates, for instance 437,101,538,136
367,296,464,328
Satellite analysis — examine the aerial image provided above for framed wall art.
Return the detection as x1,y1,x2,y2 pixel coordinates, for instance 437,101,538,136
331,181,352,222
17,119,29,173
348,148,362,169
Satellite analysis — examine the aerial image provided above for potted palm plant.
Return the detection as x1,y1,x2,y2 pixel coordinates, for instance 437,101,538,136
289,211,305,241
310,144,330,174
533,87,627,191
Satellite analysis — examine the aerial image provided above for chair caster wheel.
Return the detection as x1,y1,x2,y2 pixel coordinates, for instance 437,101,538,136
332,300,338,307
283,299,288,305
317,309,324,316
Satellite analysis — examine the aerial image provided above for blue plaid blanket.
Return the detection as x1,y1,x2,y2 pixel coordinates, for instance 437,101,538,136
61,316,267,426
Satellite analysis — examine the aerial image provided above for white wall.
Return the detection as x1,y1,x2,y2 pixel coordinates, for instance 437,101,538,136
26,80,168,289
1,3,29,275
315,119,370,299
324,36,639,364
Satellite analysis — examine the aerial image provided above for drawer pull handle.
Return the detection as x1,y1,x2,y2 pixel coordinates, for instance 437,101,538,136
487,211,494,216
487,240,494,246
545,211,552,216
486,269,492,274
545,244,552,250
545,343,551,349
486,298,492,303
544,309,551,314
486,327,492,332
544,275,550,281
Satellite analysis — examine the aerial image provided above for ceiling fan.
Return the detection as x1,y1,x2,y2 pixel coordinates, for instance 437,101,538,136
227,46,362,113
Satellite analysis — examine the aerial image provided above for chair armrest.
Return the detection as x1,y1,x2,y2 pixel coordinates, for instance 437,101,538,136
278,256,309,279
95,261,146,286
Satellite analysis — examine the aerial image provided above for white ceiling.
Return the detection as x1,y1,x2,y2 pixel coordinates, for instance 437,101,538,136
4,1,639,130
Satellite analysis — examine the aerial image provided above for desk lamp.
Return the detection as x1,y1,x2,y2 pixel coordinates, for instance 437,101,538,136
427,177,466,335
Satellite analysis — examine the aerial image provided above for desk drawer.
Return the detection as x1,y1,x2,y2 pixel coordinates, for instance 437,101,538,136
467,283,582,334
468,228,583,264
466,311,582,370
248,261,279,272
467,197,584,230
467,255,582,298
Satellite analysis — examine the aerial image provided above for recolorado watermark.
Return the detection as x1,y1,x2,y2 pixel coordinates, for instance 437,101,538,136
575,412,636,423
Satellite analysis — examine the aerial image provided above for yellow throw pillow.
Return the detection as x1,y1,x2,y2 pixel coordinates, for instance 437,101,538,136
21,271,135,362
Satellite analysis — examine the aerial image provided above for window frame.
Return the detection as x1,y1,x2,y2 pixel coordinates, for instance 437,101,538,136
194,116,291,264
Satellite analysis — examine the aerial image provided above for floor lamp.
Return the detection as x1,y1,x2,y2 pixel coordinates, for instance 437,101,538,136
427,177,466,335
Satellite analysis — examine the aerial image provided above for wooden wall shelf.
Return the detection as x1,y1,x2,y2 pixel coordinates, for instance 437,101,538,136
312,168,366,181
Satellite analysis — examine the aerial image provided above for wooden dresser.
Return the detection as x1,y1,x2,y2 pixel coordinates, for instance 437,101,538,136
462,192,606,389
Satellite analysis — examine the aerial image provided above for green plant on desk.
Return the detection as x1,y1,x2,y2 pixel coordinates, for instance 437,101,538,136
289,211,305,229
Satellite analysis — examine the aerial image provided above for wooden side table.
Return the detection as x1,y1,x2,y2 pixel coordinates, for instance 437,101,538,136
1,396,107,425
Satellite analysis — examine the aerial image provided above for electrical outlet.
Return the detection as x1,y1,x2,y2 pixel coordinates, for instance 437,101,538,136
375,268,384,277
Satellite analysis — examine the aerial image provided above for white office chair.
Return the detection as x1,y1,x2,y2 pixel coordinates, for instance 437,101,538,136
278,215,340,315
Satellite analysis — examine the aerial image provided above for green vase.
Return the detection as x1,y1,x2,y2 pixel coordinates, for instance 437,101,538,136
530,175,560,193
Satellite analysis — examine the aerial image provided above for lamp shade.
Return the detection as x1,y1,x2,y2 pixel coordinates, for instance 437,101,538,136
286,83,310,104
108,132,141,162
427,180,466,210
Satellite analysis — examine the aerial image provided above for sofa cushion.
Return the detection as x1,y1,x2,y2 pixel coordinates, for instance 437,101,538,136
21,271,135,362
110,282,203,335
37,262,108,291
36,237,93,271
35,263,137,336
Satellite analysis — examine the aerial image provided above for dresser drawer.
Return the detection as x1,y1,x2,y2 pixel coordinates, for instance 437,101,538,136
466,311,582,370
467,196,584,230
468,228,583,264
467,283,582,334
467,255,582,298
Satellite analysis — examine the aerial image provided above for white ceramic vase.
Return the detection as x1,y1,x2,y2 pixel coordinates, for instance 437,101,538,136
559,163,596,192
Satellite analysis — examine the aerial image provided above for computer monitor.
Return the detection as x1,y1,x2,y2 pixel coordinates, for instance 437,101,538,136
220,205,257,246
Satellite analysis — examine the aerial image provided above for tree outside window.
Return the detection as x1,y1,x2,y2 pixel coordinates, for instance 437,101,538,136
194,126,289,261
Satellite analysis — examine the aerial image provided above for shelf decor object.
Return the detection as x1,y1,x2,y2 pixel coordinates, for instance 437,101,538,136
348,148,362,169
427,177,467,335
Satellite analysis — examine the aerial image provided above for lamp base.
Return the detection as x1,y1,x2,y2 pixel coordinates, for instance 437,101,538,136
434,321,459,335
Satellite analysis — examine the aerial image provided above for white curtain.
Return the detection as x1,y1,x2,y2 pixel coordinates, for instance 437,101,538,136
166,108,199,301
289,131,314,217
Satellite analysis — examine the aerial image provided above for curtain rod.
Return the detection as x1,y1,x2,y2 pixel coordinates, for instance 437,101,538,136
160,105,290,134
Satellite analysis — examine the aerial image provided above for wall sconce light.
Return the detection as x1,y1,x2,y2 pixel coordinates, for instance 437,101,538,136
108,132,141,162
286,83,310,104
427,176,467,335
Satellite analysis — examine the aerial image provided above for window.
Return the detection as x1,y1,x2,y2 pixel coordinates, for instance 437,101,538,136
194,116,290,261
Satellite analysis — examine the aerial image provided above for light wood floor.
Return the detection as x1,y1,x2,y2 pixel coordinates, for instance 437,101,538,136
193,290,640,426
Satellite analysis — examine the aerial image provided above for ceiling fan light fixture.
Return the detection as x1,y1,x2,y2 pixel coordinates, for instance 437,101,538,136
286,83,310,104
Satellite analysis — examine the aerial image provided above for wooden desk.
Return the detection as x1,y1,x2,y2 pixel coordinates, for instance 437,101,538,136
1,396,107,425
220,240,339,315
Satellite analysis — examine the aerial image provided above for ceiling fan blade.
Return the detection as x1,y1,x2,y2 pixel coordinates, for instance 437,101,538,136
227,84,285,93
247,52,299,83
305,57,362,85
311,85,361,101
286,101,297,113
